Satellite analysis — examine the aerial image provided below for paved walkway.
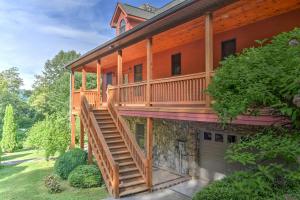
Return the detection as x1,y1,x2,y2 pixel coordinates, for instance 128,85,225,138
0,158,41,166
105,179,208,200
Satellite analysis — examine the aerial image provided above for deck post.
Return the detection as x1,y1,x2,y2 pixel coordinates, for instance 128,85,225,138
82,66,86,90
70,114,76,149
146,117,153,188
80,119,84,149
205,12,213,107
88,137,93,164
146,38,153,107
71,70,75,111
117,50,123,105
97,59,102,107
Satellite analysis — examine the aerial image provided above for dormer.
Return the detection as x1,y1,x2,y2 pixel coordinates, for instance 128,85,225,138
110,3,157,36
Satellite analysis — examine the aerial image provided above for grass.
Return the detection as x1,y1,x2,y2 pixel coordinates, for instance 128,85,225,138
0,149,108,200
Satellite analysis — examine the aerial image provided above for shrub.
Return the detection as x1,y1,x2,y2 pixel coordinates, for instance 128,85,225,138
68,165,103,188
193,171,275,200
25,115,70,159
207,28,300,127
44,174,62,193
1,104,17,152
54,148,87,179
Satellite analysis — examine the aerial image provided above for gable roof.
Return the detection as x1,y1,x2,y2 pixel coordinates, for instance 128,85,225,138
120,3,156,20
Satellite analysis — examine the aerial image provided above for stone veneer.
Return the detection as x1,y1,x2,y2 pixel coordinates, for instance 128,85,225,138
123,116,262,177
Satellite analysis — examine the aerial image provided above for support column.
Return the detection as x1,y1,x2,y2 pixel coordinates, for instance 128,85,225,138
97,59,102,106
70,114,76,149
205,12,213,107
117,50,123,104
80,119,84,149
82,67,86,90
88,137,93,164
71,70,75,110
146,117,153,188
146,38,153,107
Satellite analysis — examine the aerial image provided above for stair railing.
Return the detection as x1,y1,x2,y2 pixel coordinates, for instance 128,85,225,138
80,95,120,198
106,91,148,187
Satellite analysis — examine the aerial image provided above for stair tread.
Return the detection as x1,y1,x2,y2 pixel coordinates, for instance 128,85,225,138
120,173,142,180
109,145,126,149
120,167,139,173
120,180,146,188
119,161,135,167
112,150,130,155
102,130,119,134
106,140,123,144
115,155,132,161
104,135,121,139
119,185,148,197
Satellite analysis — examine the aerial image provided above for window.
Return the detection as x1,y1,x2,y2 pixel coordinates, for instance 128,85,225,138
221,39,236,60
171,53,181,75
204,132,212,140
106,72,113,86
119,19,126,34
215,133,224,142
134,64,143,82
227,135,237,144
135,123,145,148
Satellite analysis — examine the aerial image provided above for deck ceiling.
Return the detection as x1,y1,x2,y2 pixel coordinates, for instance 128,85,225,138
78,0,300,73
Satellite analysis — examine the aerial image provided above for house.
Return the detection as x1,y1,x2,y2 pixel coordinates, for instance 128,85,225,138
65,0,300,198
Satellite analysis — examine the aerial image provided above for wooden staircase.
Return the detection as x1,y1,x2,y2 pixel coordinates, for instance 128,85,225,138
80,95,149,198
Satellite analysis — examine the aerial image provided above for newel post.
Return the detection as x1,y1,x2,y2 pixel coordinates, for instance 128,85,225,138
205,12,213,107
96,59,102,107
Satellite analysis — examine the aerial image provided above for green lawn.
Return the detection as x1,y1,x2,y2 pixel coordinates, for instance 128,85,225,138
0,149,108,200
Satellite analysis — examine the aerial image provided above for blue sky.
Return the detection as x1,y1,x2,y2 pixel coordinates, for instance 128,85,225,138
0,0,170,89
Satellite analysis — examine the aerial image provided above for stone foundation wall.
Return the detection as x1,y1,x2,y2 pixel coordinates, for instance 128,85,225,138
123,116,263,177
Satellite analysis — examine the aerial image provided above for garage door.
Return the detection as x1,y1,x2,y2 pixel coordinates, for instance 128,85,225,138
198,131,240,182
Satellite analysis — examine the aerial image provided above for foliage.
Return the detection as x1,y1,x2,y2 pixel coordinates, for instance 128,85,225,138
68,165,103,188
207,28,300,127
0,147,2,164
1,104,17,152
30,50,80,118
44,174,62,193
0,68,39,138
25,115,70,159
54,148,87,180
194,129,300,200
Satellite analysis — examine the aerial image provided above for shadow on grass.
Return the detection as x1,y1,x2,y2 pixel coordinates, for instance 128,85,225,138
0,165,27,179
2,152,32,162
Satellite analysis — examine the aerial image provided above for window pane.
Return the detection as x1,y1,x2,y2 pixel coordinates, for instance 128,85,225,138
204,132,212,140
221,39,236,60
119,19,126,34
134,64,143,82
136,123,145,148
215,133,224,142
171,53,181,75
106,72,113,85
227,135,236,144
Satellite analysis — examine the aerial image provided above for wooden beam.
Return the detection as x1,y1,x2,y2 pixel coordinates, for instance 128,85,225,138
70,114,76,149
146,38,153,107
97,59,102,106
80,119,84,149
205,12,213,107
71,70,75,110
117,50,123,104
146,117,153,188
88,137,93,164
82,67,86,90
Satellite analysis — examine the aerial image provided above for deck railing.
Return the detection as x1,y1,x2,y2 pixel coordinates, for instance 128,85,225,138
72,89,100,110
107,72,207,106
80,95,119,197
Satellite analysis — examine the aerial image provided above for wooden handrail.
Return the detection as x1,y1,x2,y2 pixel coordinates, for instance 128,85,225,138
149,72,206,83
80,95,119,197
106,94,148,182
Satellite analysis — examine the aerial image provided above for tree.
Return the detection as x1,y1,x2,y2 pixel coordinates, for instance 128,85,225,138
1,104,17,152
207,28,300,127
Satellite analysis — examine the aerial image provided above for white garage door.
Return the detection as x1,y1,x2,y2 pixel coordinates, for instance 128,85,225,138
198,131,240,182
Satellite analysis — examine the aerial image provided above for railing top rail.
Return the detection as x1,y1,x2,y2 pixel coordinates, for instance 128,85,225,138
119,81,147,88
150,72,206,84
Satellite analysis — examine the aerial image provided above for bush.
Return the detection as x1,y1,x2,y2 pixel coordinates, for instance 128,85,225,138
25,115,70,159
54,148,87,180
207,28,300,127
1,104,17,152
68,165,103,188
44,174,62,193
193,171,275,200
